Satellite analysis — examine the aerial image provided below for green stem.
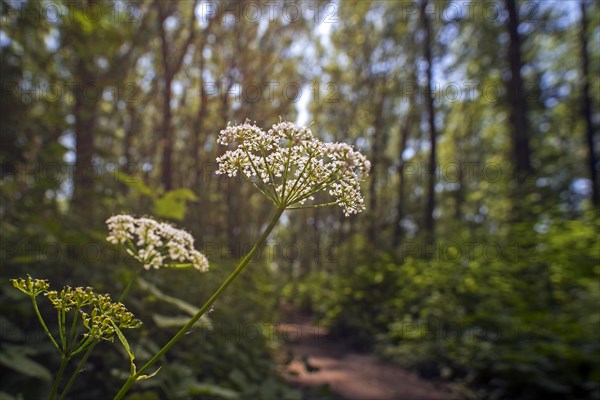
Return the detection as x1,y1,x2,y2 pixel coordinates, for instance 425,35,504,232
112,206,286,400
119,268,143,302
57,345,95,400
241,171,277,203
57,310,66,351
286,201,340,210
31,296,61,353
67,335,95,358
283,152,315,204
68,307,79,346
49,354,68,400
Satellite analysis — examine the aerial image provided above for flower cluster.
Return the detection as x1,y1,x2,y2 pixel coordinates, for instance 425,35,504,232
106,215,209,272
79,294,142,341
216,120,370,216
12,277,141,344
12,275,49,297
45,286,95,311
45,288,141,342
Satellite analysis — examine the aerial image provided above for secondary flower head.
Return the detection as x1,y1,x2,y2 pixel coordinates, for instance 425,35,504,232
12,277,141,343
216,120,370,216
46,288,141,342
12,275,49,297
106,215,209,272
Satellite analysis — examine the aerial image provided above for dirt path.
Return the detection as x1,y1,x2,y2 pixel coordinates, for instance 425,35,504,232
277,310,453,400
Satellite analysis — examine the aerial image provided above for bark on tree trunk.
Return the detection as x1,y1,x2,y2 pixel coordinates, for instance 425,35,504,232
580,2,599,206
72,65,98,222
392,97,416,248
505,0,532,179
368,92,385,240
421,0,437,246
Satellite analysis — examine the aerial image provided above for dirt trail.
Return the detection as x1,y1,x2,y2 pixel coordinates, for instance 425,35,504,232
277,309,452,400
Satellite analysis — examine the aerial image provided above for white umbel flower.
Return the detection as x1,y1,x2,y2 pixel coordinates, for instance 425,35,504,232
216,120,370,216
106,215,209,272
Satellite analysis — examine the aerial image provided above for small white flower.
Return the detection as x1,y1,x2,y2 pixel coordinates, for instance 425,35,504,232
216,119,370,216
106,215,209,272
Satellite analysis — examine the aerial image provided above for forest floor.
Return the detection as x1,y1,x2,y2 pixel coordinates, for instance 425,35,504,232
276,306,454,400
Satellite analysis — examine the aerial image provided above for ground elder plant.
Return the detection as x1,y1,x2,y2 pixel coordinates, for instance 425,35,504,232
216,119,370,215
11,276,141,400
12,121,369,400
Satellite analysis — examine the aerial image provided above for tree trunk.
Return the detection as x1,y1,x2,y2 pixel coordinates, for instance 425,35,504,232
392,95,416,248
192,52,209,189
160,75,173,190
156,0,198,190
368,92,385,240
72,65,98,222
580,2,599,206
421,0,437,246
505,0,532,179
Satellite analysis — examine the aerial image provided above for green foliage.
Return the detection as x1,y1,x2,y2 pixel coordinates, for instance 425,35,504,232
115,173,198,221
299,216,600,399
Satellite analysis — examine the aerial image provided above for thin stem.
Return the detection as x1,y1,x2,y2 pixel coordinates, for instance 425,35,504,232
119,268,143,302
284,152,315,205
68,335,95,358
258,146,280,203
241,171,276,203
288,172,339,205
31,296,61,353
49,355,68,400
286,201,340,210
279,139,295,202
243,146,278,202
57,345,95,400
59,309,67,351
68,307,79,346
112,206,286,400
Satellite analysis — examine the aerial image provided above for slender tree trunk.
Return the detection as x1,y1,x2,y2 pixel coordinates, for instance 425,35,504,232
368,91,385,240
72,65,98,222
580,2,599,206
421,0,437,246
505,0,532,179
192,55,209,188
123,104,136,168
157,5,174,191
156,0,198,190
392,97,415,248
160,76,173,190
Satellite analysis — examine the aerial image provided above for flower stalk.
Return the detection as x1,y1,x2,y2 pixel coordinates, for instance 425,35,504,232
112,205,286,400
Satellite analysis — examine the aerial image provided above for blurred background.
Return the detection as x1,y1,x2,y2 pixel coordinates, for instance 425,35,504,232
1,0,599,399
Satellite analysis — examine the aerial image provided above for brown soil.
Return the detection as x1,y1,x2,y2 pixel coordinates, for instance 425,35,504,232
277,309,453,400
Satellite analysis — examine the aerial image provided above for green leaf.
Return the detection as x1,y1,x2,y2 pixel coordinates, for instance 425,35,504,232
0,344,52,382
152,314,194,328
228,369,247,387
187,383,240,399
136,366,162,381
111,321,136,375
153,189,198,220
114,171,155,197
138,278,212,329
0,391,24,400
